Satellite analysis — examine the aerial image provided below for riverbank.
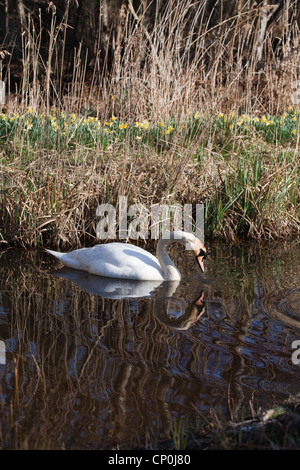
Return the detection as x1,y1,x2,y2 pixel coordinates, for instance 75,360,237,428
153,399,300,450
0,109,299,248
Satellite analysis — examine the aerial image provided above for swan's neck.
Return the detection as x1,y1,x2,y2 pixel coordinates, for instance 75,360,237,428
156,237,181,280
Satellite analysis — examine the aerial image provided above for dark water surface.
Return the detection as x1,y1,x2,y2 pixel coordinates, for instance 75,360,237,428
0,241,299,449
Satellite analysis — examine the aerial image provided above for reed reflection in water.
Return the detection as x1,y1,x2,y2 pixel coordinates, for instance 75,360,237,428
0,242,299,449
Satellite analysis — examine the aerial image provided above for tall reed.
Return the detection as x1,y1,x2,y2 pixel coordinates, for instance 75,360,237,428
3,0,300,118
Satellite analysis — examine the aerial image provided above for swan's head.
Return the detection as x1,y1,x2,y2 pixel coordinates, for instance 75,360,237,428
163,231,207,272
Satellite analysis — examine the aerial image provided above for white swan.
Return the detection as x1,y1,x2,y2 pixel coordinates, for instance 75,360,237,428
46,230,207,281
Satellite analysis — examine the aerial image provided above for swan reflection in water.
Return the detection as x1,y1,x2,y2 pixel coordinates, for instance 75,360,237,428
53,267,206,330
155,287,205,330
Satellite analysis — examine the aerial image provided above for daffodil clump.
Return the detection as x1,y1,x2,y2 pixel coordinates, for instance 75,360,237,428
0,107,298,153
0,109,177,151
216,107,298,143
0,110,104,150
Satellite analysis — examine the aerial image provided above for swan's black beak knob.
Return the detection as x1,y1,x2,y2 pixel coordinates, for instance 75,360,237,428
196,248,207,272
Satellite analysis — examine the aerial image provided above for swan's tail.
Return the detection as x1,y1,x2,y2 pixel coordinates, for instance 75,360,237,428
45,248,83,270
45,248,66,261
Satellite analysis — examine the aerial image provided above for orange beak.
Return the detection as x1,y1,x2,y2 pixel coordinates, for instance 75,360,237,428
195,247,207,272
197,255,205,272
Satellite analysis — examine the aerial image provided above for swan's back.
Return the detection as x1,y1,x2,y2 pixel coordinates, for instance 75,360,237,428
47,243,165,281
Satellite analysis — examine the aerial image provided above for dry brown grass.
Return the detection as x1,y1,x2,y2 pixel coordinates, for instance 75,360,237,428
2,1,299,118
